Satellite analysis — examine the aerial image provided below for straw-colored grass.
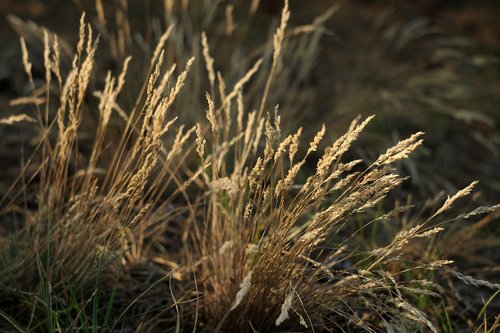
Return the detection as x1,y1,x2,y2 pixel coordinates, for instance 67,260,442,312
0,1,498,332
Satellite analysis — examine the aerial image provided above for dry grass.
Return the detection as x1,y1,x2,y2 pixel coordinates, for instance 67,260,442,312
0,1,498,332
317,7,500,201
1,12,195,324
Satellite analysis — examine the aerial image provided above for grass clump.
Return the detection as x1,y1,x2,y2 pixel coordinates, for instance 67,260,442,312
0,1,498,332
1,14,195,329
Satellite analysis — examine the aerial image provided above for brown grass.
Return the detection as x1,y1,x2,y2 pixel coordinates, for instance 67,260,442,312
0,1,498,332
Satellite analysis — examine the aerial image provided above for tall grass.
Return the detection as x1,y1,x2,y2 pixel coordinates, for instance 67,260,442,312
0,0,498,332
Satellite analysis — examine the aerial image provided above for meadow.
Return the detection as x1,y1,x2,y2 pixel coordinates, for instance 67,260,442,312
0,0,498,332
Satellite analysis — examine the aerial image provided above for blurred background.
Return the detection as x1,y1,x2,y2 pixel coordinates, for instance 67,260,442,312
1,0,498,204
